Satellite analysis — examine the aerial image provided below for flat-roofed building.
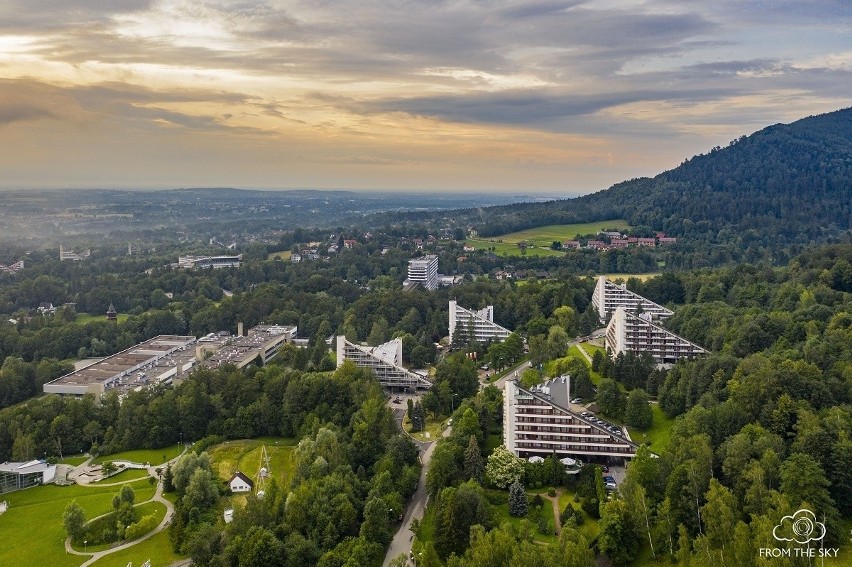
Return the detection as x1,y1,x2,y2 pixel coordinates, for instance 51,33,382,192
504,378,638,463
43,335,197,396
178,255,242,269
606,307,707,364
203,325,297,369
0,460,57,493
449,300,511,345
336,336,432,391
592,276,673,323
405,255,438,290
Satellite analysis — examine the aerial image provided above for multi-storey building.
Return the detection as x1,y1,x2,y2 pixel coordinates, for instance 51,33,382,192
336,336,432,391
59,245,90,261
405,255,438,290
606,307,707,364
591,276,673,323
504,378,638,462
449,300,511,345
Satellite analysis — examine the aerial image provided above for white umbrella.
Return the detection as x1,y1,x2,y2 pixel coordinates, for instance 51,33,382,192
528,456,545,463
560,457,577,466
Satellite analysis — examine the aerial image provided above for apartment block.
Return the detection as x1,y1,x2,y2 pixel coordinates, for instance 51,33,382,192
504,378,638,462
591,276,673,323
336,336,432,391
405,255,439,290
448,300,511,345
606,307,707,364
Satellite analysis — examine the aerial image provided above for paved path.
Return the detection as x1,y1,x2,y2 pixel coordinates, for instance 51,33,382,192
382,425,452,567
64,448,187,566
541,489,564,537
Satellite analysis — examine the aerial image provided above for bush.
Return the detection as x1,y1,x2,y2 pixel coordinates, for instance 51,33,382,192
125,514,159,541
531,494,544,508
560,504,585,527
547,488,556,497
582,497,600,519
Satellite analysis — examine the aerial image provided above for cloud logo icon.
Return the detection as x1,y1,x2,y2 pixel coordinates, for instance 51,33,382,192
773,509,826,544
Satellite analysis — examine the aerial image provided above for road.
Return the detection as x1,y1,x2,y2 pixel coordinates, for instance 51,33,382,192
382,424,451,567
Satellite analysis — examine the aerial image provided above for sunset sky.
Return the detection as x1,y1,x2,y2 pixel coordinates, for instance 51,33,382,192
0,0,849,193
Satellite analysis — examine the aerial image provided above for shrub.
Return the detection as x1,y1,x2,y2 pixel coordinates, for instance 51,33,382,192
125,514,159,541
582,497,600,519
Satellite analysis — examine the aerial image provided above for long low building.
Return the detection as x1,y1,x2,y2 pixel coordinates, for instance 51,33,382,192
606,307,707,364
504,377,638,463
336,336,432,391
44,335,197,396
178,255,242,269
203,325,297,369
0,460,57,494
592,276,673,323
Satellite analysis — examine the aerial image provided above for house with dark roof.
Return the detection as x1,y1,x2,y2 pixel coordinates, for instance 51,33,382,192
228,471,254,493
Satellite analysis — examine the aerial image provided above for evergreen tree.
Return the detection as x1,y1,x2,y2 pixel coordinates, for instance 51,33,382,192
463,435,483,483
508,480,528,517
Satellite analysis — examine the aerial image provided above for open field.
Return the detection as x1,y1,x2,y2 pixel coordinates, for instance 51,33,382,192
268,250,292,261
627,404,675,453
75,312,130,325
0,479,154,567
91,468,150,484
93,444,183,466
464,239,565,257
73,500,166,553
488,221,631,245
90,528,183,567
207,437,297,489
59,454,90,466
601,273,661,282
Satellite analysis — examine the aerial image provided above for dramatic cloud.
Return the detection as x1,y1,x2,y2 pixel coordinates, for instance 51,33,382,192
0,0,849,191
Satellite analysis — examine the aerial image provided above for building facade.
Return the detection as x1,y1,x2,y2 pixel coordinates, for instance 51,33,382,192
177,255,242,269
448,300,511,344
405,255,439,290
504,378,638,462
606,307,707,364
0,460,56,494
228,471,254,493
591,276,674,323
336,336,432,391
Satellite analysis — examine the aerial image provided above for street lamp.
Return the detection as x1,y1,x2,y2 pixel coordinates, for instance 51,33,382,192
84,540,87,553
451,392,458,413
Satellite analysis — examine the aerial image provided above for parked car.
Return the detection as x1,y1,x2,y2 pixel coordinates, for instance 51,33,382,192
570,397,583,404
602,466,610,473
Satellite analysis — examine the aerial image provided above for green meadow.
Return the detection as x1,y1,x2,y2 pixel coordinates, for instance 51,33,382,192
465,220,632,257
0,479,154,567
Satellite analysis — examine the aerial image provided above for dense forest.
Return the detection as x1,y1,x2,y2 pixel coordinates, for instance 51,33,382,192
0,243,849,565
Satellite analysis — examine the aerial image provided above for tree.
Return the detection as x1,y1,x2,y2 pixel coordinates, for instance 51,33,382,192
360,497,393,545
63,500,86,543
435,480,494,558
624,389,652,429
598,498,640,566
162,463,175,493
508,480,529,517
597,378,625,419
484,445,524,489
463,435,484,483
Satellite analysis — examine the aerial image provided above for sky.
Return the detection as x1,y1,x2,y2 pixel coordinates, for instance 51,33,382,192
0,1,849,194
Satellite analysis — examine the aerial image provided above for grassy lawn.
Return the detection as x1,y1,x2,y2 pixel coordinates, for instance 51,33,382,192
74,501,166,553
268,250,292,261
627,404,674,453
59,454,90,466
403,414,447,443
482,221,631,246
492,489,558,544
566,345,605,386
601,273,661,282
90,528,184,567
0,479,154,567
91,468,151,484
207,437,297,490
465,239,565,257
556,491,600,541
75,312,130,324
93,444,183,466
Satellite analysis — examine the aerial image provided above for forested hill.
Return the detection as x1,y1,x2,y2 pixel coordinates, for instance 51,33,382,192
393,108,852,258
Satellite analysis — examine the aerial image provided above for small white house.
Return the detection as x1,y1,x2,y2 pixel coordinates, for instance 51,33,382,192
228,471,254,493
